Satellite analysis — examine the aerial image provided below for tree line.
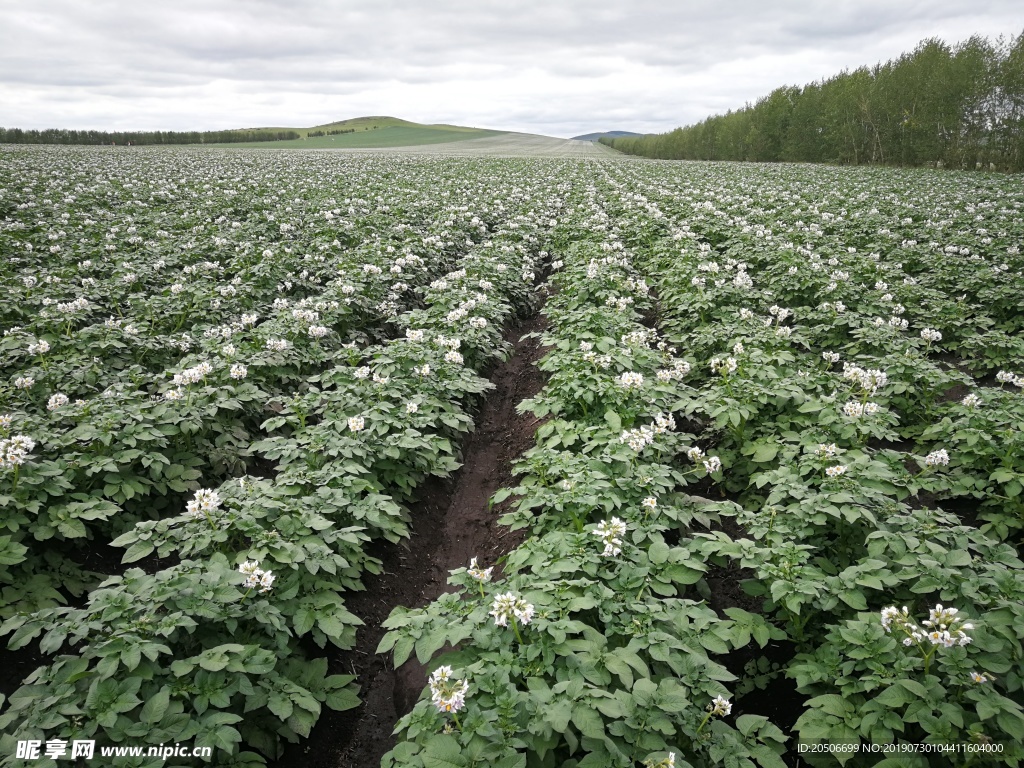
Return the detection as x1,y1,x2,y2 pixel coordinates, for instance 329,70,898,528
602,33,1024,171
0,128,301,146
306,128,357,137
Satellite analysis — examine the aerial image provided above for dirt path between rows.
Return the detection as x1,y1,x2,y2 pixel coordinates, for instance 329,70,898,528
272,308,548,768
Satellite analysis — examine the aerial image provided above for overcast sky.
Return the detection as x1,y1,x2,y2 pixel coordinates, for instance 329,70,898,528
2,1,1021,138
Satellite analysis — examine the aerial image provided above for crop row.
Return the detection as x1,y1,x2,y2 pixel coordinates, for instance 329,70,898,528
377,161,1024,767
0,148,568,765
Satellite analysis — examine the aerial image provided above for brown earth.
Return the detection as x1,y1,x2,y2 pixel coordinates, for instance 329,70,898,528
272,309,548,768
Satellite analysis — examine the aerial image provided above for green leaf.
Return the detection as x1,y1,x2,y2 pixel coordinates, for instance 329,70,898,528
604,410,622,432
571,703,604,739
140,687,170,724
416,627,448,664
752,443,779,463
393,635,414,668
421,734,468,768
648,541,670,565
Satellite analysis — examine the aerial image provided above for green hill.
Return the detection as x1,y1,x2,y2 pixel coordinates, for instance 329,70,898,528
211,116,503,148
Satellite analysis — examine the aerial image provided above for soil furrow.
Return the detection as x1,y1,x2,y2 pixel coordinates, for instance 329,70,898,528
274,308,548,768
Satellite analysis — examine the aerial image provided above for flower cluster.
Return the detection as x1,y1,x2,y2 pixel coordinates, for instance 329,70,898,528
27,339,50,355
710,356,738,376
707,694,732,717
238,560,275,593
229,363,248,380
815,443,839,458
467,557,493,582
920,328,943,343
619,414,674,452
881,604,973,648
173,361,213,386
825,464,848,478
186,488,221,519
593,517,627,556
656,359,691,382
924,449,950,467
47,393,69,411
995,370,1024,388
348,416,365,432
489,592,535,627
265,338,289,352
842,401,880,418
618,371,645,389
428,666,469,714
0,435,36,469
961,393,982,408
843,364,888,394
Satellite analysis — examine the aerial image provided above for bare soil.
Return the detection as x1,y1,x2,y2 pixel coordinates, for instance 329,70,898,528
272,310,548,768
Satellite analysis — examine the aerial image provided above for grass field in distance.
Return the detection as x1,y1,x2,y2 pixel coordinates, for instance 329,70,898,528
210,116,504,148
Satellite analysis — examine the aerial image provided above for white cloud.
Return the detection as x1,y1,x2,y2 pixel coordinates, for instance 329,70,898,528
1,0,1021,137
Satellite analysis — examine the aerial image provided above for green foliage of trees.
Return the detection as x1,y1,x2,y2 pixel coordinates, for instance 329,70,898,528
0,127,301,146
604,32,1024,171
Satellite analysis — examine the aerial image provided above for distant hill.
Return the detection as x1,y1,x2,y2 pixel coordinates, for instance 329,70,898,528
208,116,504,149
572,131,644,142
0,116,502,148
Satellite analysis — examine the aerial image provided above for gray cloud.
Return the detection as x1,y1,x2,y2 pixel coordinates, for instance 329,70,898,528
1,0,1021,136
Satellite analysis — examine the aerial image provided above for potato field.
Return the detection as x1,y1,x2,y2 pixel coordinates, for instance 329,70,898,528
0,145,1022,768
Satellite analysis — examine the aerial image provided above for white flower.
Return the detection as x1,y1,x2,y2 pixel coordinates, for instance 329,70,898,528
353,366,370,379
815,443,839,458
0,414,12,430
406,328,425,342
620,426,655,452
415,364,431,377
348,416,365,432
618,371,645,389
467,557,493,582
237,560,275,593
186,488,221,518
0,435,37,469
429,666,469,713
307,325,330,339
920,328,943,343
406,401,419,414
961,393,982,408
970,671,990,684
489,592,534,627
710,357,737,376
229,363,248,380
593,517,627,556
265,338,289,352
708,695,732,717
47,393,69,411
687,446,705,462
469,316,487,329
642,496,658,510
28,339,50,355
173,361,214,386
822,351,840,364
14,376,35,389
445,350,464,365
924,449,950,467
703,456,723,474
825,465,847,478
